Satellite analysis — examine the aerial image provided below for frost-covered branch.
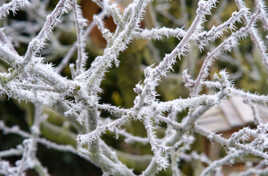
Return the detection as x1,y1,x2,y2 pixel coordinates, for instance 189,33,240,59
0,0,30,19
0,0,268,175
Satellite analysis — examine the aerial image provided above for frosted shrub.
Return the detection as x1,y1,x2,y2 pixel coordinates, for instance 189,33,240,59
0,0,268,175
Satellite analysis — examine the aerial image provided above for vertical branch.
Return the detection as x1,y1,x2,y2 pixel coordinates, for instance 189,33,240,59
72,0,88,76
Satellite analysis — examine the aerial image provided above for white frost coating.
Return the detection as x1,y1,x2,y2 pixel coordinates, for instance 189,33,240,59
0,0,268,175
0,0,31,19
